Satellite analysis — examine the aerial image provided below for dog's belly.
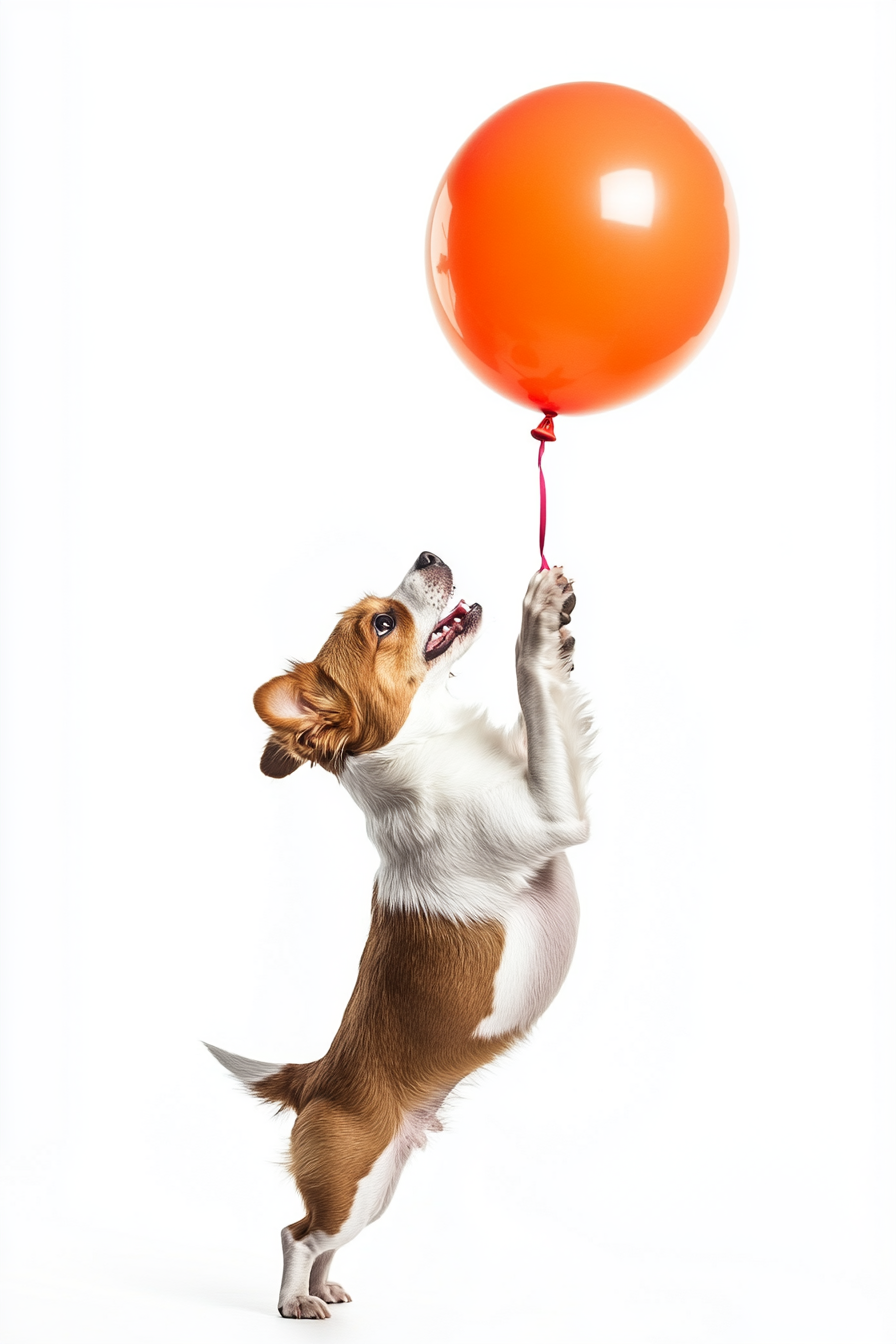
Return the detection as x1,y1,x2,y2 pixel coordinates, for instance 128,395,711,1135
474,853,580,1038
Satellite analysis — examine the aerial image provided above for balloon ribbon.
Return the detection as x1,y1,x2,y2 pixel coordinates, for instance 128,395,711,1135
531,413,556,571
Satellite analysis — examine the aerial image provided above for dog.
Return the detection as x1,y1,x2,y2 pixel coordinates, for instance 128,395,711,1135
206,552,593,1318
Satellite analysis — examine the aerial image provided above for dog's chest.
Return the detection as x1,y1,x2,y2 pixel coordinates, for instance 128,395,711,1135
474,853,580,1038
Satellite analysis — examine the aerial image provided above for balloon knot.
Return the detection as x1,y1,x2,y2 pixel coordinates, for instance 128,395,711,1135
531,413,556,443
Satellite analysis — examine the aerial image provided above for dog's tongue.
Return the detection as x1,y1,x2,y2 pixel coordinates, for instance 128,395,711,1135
439,601,468,627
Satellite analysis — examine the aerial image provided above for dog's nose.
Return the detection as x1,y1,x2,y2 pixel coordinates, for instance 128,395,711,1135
414,552,443,570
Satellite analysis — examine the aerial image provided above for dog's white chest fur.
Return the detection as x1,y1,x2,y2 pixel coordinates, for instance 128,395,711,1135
343,683,586,1040
475,852,580,1037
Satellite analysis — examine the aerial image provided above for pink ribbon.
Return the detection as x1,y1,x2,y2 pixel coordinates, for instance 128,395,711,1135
530,413,556,571
537,441,549,571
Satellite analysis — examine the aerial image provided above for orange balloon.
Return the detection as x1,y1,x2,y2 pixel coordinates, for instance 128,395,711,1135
426,82,737,416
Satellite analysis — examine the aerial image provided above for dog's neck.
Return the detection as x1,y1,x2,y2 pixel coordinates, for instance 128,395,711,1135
339,675,537,919
341,673,491,802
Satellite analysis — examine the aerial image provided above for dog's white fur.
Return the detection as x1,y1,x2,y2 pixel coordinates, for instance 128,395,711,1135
345,558,592,921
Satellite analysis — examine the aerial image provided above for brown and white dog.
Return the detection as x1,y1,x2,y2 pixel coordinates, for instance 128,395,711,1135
206,552,593,1318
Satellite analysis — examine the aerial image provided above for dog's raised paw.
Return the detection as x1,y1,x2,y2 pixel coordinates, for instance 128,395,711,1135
316,1282,352,1305
279,1294,332,1319
524,567,574,622
518,567,578,676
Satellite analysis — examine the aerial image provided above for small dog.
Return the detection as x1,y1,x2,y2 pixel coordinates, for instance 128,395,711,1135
207,552,593,1318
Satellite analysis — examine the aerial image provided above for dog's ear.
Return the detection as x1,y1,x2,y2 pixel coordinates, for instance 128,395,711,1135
259,737,302,778
253,664,355,775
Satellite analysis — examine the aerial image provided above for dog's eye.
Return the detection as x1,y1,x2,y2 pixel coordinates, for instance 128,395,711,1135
373,612,396,637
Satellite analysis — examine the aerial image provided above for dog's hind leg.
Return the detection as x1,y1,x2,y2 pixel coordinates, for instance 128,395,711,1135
279,1224,327,1318
309,1250,351,1305
278,1097,404,1318
276,1230,350,1316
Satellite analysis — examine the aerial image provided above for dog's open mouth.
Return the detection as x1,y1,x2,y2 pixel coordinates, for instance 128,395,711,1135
424,599,478,661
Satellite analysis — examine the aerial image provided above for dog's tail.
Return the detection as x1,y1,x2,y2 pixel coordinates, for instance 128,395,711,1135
203,1041,312,1113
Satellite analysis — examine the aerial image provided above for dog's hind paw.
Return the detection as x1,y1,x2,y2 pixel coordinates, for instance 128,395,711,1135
279,1293,332,1319
316,1281,352,1305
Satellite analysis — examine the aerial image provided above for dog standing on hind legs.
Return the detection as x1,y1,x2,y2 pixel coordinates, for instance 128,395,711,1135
206,552,593,1318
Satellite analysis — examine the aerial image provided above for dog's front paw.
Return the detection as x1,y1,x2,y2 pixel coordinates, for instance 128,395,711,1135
518,566,576,675
316,1281,352,1305
279,1293,332,1319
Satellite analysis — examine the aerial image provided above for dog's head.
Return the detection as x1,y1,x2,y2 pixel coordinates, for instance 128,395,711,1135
254,552,482,777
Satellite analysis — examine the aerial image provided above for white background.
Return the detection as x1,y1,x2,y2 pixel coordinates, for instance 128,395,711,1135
1,2,894,1341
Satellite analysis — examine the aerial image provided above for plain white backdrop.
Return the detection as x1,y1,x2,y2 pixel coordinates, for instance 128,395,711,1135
1,2,894,1341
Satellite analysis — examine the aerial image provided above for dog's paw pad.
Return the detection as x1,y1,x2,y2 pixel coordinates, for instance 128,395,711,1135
279,1294,332,1319
316,1282,352,1305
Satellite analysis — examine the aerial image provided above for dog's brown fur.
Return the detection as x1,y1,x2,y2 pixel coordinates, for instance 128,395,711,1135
250,890,516,1237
